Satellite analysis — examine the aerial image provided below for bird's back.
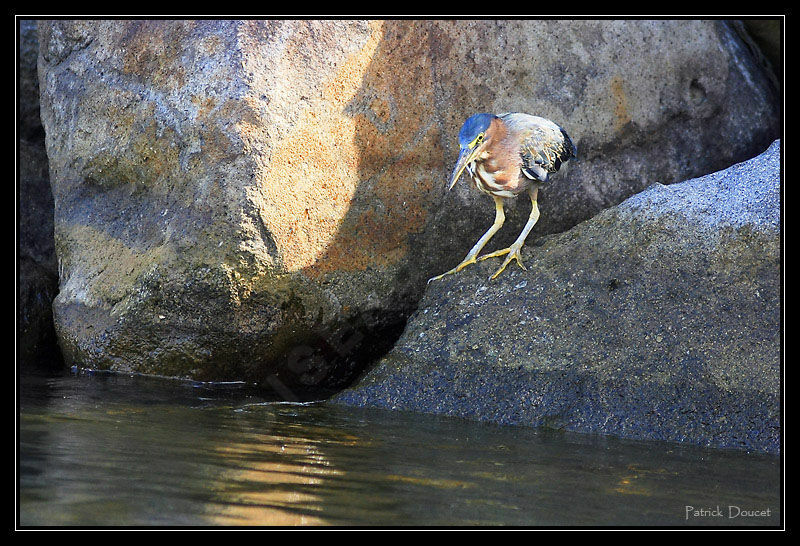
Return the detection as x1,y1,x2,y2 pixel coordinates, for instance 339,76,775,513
499,113,576,180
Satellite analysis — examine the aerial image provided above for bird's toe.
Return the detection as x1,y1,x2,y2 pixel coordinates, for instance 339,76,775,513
489,246,526,280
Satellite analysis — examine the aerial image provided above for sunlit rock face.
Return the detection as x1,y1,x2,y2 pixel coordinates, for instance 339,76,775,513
337,141,781,454
38,20,778,389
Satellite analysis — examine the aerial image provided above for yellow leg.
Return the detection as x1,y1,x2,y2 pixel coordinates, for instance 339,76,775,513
478,187,540,280
428,196,506,283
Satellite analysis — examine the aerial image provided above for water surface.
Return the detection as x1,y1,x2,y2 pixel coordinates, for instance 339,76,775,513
18,369,781,527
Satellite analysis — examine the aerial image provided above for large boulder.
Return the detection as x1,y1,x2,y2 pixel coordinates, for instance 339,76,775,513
336,141,781,454
19,20,60,366
38,20,779,390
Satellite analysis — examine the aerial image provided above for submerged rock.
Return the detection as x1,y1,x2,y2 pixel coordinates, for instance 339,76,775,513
37,20,778,390
336,141,781,454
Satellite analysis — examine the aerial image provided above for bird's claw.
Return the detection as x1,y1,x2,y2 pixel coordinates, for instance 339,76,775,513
477,246,526,279
427,255,478,283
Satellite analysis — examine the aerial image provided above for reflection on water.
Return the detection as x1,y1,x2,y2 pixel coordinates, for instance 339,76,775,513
18,370,781,527
207,433,342,525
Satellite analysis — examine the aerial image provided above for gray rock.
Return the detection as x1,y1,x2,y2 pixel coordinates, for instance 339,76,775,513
19,20,60,366
336,140,781,454
739,19,781,87
19,20,46,142
37,20,778,389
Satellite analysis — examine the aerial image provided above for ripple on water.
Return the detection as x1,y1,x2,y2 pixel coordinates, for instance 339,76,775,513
18,370,781,527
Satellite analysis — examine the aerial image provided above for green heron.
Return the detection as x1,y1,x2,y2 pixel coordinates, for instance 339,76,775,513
429,112,576,283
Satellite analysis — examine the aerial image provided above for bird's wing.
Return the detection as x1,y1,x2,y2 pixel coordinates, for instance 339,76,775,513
500,114,577,181
519,125,576,176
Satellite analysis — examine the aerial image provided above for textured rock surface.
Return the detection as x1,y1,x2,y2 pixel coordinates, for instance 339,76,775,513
740,19,781,85
337,141,781,454
38,20,779,389
19,20,60,365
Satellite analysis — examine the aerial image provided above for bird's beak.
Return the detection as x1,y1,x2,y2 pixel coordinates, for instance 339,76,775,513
448,147,478,191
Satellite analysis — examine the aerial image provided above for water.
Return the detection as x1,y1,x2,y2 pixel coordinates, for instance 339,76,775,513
18,369,781,527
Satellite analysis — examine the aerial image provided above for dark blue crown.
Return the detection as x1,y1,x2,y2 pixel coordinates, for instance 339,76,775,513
458,113,496,147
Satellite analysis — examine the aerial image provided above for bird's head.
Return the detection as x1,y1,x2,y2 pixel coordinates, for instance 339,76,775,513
448,113,497,190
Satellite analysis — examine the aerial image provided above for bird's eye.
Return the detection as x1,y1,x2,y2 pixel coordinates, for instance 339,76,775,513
468,133,485,149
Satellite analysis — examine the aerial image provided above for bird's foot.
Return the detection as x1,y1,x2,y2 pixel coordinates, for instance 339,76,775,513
477,244,526,280
427,255,478,284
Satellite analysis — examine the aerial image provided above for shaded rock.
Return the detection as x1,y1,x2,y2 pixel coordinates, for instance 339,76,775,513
18,20,60,367
38,20,779,390
19,20,46,143
739,19,782,88
18,257,60,364
336,141,781,454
